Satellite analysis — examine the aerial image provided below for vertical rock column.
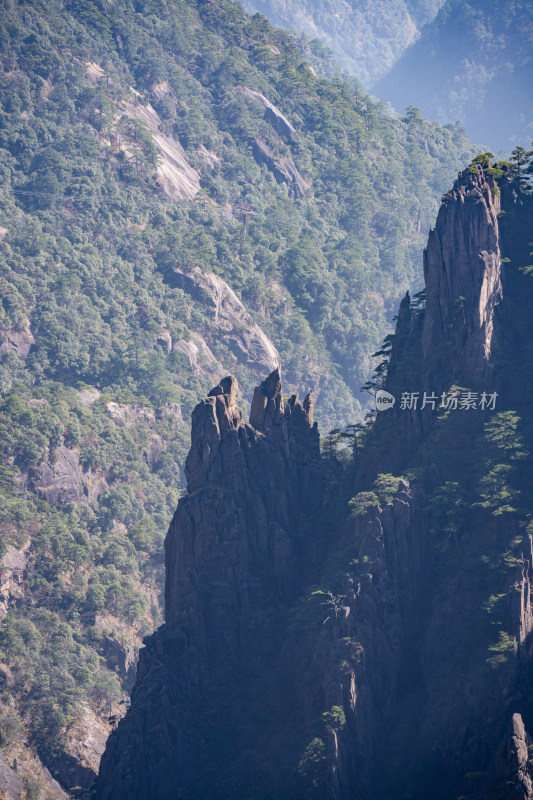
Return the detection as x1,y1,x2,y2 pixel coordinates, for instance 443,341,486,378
96,369,321,800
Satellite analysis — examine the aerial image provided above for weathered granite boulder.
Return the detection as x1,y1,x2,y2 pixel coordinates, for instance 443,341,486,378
0,544,28,621
34,444,108,505
252,137,310,197
241,87,298,142
0,320,35,360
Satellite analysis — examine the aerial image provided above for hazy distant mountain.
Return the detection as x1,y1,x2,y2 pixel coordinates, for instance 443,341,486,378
244,0,533,152
242,0,446,85
375,0,533,152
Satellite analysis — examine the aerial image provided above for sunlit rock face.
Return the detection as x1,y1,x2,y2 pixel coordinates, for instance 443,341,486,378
421,164,502,385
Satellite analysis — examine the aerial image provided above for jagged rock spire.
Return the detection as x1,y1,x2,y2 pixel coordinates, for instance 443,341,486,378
95,366,323,799
487,714,533,799
249,366,283,431
184,374,243,492
302,390,314,425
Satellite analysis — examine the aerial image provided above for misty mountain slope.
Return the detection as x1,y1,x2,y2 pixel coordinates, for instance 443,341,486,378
0,0,477,793
242,0,446,85
374,0,533,152
243,0,533,151
96,159,533,800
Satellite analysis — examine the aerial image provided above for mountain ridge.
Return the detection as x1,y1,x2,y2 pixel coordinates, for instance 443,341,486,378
242,0,446,86
244,0,533,151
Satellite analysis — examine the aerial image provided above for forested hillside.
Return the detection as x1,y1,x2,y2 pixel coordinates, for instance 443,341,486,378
242,0,445,85
243,0,533,152
0,0,475,791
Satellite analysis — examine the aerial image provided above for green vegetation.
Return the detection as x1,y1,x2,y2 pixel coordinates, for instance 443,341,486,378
348,473,404,517
0,0,476,782
322,705,346,728
297,736,326,792
298,706,346,794
0,0,475,426
348,491,380,518
372,473,404,504
242,0,444,86
487,631,516,665
474,412,527,516
22,775,42,800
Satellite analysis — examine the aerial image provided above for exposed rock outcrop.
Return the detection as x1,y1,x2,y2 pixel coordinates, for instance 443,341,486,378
96,369,321,799
252,137,310,197
0,750,69,800
487,713,533,800
305,479,428,799
0,321,35,359
105,402,156,428
167,266,280,372
49,706,110,792
122,97,201,201
421,164,502,385
363,164,507,476
241,87,298,142
34,444,108,505
388,164,503,395
97,167,533,800
159,402,183,426
172,331,220,376
156,329,172,354
76,387,101,405
85,61,201,201
94,613,140,688
0,752,23,800
0,544,28,621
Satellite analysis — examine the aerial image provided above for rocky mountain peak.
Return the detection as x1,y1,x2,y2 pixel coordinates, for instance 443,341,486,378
421,163,502,385
96,367,323,798
364,164,508,476
95,163,533,800
184,374,243,492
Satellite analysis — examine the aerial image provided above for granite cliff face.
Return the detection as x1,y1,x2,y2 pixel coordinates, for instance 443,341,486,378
96,166,533,799
96,369,322,798
421,165,502,384
365,164,508,475
354,164,533,798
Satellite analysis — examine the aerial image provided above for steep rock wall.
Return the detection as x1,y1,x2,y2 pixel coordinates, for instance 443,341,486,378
362,164,505,478
421,165,502,385
96,370,322,798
